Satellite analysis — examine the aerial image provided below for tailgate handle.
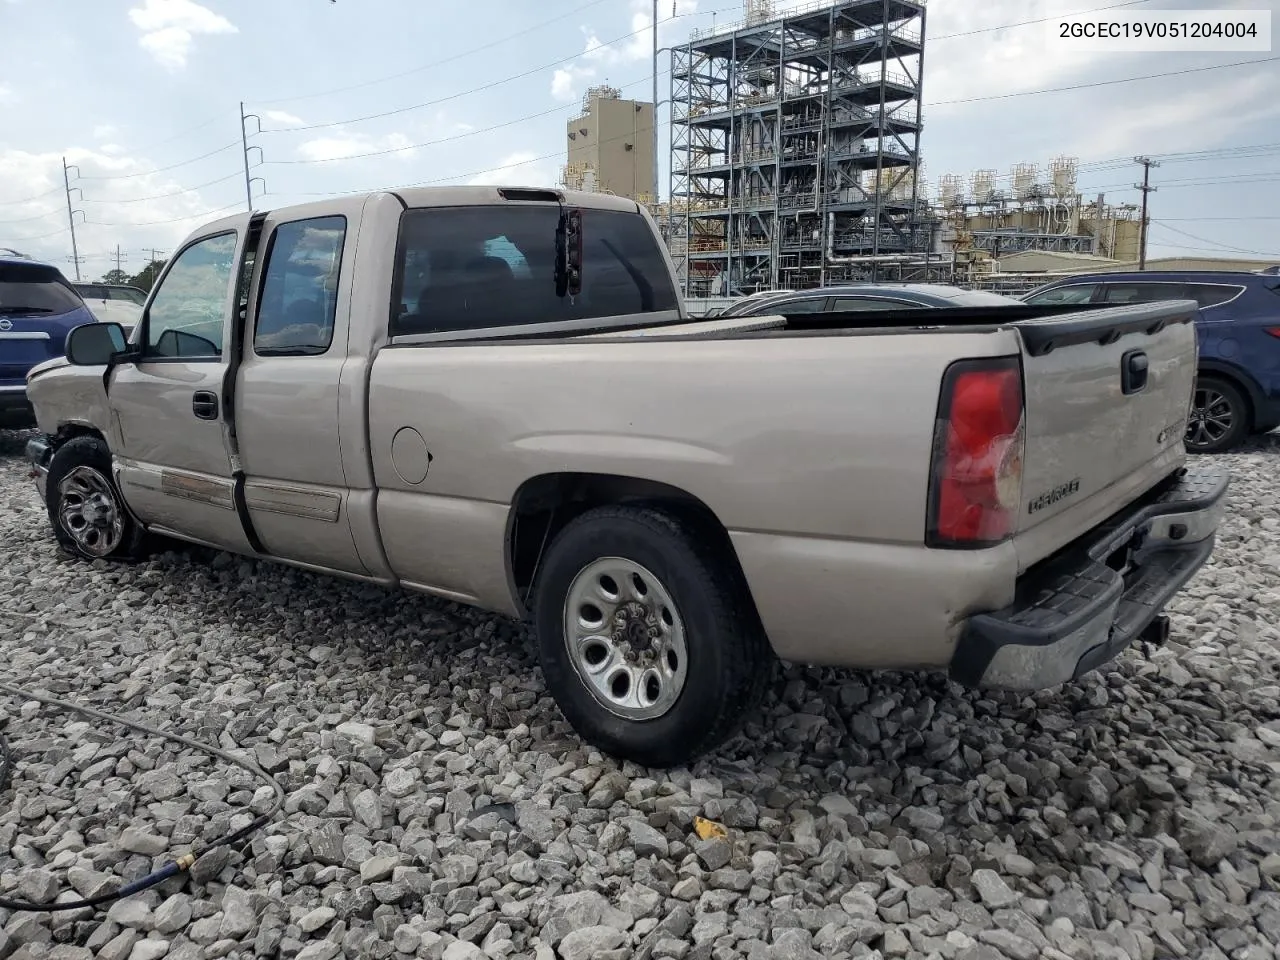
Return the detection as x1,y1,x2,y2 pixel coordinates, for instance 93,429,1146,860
1121,350,1149,395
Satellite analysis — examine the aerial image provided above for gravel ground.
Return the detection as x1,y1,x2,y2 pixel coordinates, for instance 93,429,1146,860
0,427,1277,960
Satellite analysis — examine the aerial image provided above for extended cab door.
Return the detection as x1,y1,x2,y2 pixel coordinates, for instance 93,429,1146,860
232,199,372,576
108,222,256,553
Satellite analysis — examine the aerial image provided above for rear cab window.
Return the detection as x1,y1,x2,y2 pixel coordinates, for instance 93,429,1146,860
390,204,679,337
1,262,85,317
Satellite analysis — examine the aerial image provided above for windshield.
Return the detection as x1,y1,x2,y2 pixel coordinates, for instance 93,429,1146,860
0,262,84,316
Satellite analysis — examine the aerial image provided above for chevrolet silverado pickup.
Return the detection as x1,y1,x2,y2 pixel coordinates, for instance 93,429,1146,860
22,187,1228,767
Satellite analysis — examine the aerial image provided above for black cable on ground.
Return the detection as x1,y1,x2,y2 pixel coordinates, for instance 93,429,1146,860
0,679,286,913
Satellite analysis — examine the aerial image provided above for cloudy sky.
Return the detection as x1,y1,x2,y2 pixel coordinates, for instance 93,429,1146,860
1,0,1276,278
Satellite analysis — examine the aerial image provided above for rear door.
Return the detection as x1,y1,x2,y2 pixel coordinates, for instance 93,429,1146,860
1012,303,1200,568
234,199,371,575
108,225,255,553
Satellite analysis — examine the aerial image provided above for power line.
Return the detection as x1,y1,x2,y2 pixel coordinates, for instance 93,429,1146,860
0,206,65,226
256,5,739,135
86,199,247,229
931,57,1278,107
0,185,64,207
80,171,245,205
929,0,1154,41
253,0,619,106
75,140,243,182
3,224,69,244
266,72,664,166
1150,221,1280,259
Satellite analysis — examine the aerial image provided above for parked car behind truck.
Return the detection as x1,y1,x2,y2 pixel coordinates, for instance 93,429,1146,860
1024,270,1280,453
23,187,1227,767
0,255,99,425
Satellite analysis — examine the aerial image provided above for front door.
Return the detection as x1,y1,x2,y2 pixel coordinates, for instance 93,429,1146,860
108,226,255,554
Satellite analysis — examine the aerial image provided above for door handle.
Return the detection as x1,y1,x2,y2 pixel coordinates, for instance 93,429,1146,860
192,391,219,420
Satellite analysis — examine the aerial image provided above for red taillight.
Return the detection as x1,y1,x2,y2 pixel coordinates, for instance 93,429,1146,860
1264,327,1280,339
927,357,1025,548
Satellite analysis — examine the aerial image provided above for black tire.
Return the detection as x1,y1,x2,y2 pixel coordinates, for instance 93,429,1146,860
532,505,773,768
45,435,147,561
1186,375,1250,454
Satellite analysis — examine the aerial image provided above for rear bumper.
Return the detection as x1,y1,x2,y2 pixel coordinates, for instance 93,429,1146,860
0,383,32,414
951,460,1229,691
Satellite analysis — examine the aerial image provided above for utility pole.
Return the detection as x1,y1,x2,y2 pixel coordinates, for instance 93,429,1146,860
1134,156,1159,271
651,0,659,206
112,243,128,275
240,102,265,211
62,157,85,281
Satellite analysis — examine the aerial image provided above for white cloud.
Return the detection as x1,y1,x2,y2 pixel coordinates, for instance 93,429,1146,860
92,124,118,139
263,109,306,128
0,83,14,103
296,130,416,163
551,65,595,103
467,151,558,188
551,0,700,100
580,0,699,65
128,0,237,70
0,146,238,268
1068,71,1279,160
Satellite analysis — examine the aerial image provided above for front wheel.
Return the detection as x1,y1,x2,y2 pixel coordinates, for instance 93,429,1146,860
45,435,147,561
1186,376,1249,454
532,505,773,768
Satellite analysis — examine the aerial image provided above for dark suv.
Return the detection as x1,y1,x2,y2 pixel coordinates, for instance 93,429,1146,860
1024,271,1280,453
0,256,99,425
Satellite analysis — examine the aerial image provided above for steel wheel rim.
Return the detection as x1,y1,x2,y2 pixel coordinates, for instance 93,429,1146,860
1186,386,1234,449
563,557,688,721
57,465,124,557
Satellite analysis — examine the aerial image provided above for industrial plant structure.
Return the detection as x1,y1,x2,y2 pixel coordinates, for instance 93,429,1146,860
561,86,657,204
666,0,928,297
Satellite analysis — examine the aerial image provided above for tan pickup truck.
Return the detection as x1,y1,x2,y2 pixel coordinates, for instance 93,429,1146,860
23,187,1228,767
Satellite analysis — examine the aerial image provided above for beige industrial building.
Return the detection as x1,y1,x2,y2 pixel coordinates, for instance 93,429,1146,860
561,86,656,204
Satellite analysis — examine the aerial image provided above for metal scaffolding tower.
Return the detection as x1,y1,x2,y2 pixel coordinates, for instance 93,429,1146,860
669,0,927,296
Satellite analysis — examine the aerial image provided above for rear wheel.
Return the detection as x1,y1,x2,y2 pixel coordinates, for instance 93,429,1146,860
1186,376,1249,454
45,436,147,561
532,505,773,768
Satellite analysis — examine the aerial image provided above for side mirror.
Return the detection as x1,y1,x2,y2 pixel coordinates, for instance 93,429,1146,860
65,322,127,366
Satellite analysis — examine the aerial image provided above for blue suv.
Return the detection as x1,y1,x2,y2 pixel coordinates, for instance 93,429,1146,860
0,255,100,426
1023,270,1280,453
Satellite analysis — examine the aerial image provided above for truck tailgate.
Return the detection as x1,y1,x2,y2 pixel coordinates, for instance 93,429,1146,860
1011,300,1199,569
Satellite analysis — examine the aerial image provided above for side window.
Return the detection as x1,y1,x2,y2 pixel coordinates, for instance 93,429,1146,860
1025,284,1098,305
145,232,237,359
830,297,923,311
750,297,826,315
390,205,680,337
1099,282,1186,304
254,216,346,356
1186,283,1244,308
